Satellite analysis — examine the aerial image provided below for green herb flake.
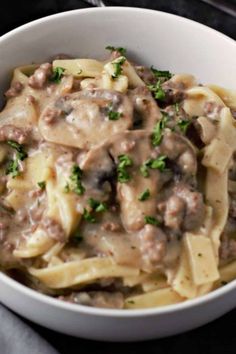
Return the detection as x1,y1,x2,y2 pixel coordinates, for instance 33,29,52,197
138,188,150,201
88,198,108,213
50,67,65,84
150,66,172,80
117,154,133,183
148,155,167,172
151,112,169,146
67,164,85,196
148,81,165,101
6,159,20,178
83,208,96,223
112,57,126,79
144,215,160,226
106,46,127,56
37,181,46,190
127,300,135,305
174,102,180,114
140,163,150,178
6,140,28,178
177,119,191,134
107,104,122,121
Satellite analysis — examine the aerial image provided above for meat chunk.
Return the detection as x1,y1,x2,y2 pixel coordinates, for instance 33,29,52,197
174,183,204,231
28,63,52,89
220,234,236,262
134,65,155,85
0,124,28,144
229,197,236,218
164,195,185,231
42,107,62,124
129,86,161,129
41,217,66,242
162,80,186,104
5,82,23,98
160,131,197,176
139,225,167,271
203,101,223,120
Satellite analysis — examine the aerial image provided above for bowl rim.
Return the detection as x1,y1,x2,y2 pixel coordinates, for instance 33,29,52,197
0,6,236,317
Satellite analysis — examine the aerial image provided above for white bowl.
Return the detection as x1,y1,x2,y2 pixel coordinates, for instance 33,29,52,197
0,7,236,342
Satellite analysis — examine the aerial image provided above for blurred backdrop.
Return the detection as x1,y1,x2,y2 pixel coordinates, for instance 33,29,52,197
0,0,235,39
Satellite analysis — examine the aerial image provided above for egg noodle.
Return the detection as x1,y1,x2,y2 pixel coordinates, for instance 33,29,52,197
0,47,236,309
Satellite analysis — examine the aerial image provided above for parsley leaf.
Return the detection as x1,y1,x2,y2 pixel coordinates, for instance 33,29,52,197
152,112,169,146
174,102,180,114
148,81,165,101
6,159,20,178
140,155,167,177
107,104,122,121
112,57,126,79
140,163,150,178
148,155,167,172
177,119,191,134
67,165,85,195
88,198,108,213
117,154,133,183
38,181,46,190
6,140,28,178
7,140,28,160
106,46,127,56
150,66,172,80
83,208,96,223
144,215,160,226
50,67,65,84
138,189,150,201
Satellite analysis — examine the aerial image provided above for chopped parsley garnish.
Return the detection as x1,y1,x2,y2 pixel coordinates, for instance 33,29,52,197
140,163,149,178
148,155,167,172
50,67,65,84
127,300,135,305
138,189,150,201
144,215,160,226
6,159,20,178
83,208,96,223
6,140,28,178
107,104,122,121
151,112,169,146
38,181,46,190
67,165,85,195
112,57,126,79
140,155,167,177
117,154,133,183
177,119,191,134
174,102,180,114
106,46,126,56
148,66,172,101
147,81,165,101
150,66,172,80
88,198,108,213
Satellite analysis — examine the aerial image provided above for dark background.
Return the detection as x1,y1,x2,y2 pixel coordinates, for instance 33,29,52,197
0,1,236,353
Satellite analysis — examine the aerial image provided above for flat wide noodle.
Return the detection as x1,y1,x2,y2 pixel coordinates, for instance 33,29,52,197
29,257,139,288
124,287,183,309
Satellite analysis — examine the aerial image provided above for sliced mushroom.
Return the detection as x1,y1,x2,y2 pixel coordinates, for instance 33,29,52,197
39,88,133,149
129,86,161,129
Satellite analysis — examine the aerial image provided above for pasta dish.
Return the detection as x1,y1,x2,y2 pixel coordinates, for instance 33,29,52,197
0,47,236,309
